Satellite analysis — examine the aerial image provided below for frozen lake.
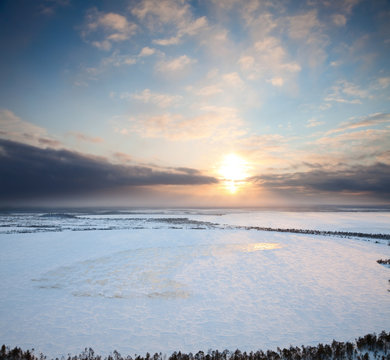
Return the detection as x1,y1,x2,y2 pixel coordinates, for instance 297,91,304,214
0,209,389,357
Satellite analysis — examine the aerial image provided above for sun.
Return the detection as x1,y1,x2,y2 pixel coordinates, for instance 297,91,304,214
217,153,251,193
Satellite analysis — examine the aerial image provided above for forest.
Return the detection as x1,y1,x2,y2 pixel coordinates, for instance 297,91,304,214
2,332,390,360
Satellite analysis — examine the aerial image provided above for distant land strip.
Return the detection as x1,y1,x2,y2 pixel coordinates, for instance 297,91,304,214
234,225,390,241
1,215,390,241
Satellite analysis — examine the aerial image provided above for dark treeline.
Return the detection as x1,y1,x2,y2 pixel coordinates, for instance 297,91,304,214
2,332,390,360
377,259,390,265
236,226,390,241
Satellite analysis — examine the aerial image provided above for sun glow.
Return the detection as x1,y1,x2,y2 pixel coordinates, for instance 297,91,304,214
218,153,251,194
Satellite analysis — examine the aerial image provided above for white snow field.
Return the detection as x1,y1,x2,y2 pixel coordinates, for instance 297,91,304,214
0,209,389,357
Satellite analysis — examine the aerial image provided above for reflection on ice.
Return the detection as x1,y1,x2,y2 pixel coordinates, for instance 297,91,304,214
237,242,282,252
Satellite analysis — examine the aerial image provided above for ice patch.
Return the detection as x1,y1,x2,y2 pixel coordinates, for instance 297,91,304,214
32,242,281,299
32,247,189,299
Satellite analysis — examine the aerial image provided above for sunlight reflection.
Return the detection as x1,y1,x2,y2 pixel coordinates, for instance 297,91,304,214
212,242,283,255
241,242,282,252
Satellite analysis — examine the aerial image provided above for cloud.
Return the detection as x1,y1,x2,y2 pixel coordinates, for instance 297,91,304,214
307,0,360,15
324,76,390,106
324,80,372,104
316,128,390,147
267,77,284,87
82,9,137,51
154,37,181,46
0,109,61,148
40,0,70,15
306,117,325,128
132,0,190,26
332,14,347,26
341,0,361,14
0,139,218,200
74,50,138,86
239,36,301,84
152,16,208,46
327,113,390,134
132,0,208,46
251,163,390,198
376,77,390,89
195,84,223,97
112,152,133,164
101,51,137,66
191,71,245,98
119,89,182,108
124,106,245,141
244,10,277,37
222,72,245,88
156,55,196,73
209,0,241,10
238,134,288,154
284,9,329,67
238,56,255,70
309,127,390,169
287,10,320,40
138,46,156,57
67,132,104,143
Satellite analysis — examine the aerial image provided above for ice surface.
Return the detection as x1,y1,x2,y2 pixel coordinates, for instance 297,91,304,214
1,209,390,358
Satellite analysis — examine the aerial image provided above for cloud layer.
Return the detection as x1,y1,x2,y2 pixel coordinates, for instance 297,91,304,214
251,163,390,199
0,139,217,200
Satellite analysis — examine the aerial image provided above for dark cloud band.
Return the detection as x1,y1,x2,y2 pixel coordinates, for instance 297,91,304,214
251,163,390,198
0,139,218,200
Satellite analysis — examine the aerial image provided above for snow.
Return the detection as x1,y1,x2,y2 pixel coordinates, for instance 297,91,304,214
0,209,389,357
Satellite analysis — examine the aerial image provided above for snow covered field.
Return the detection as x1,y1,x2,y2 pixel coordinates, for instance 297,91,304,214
0,209,389,357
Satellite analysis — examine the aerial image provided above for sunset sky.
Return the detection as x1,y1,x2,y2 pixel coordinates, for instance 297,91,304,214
0,0,389,207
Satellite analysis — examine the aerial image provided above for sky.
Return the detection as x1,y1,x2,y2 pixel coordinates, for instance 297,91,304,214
0,0,389,207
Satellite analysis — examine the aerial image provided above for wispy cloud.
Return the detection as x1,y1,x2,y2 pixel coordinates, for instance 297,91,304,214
190,71,245,98
67,132,104,143
376,77,390,89
324,80,372,104
238,134,288,154
285,10,329,67
82,8,137,51
40,0,70,16
132,0,208,46
239,36,301,84
310,127,390,169
306,117,325,128
287,10,320,40
332,14,347,26
122,106,245,141
326,113,390,134
0,109,61,148
118,89,182,108
74,51,139,86
156,55,196,73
